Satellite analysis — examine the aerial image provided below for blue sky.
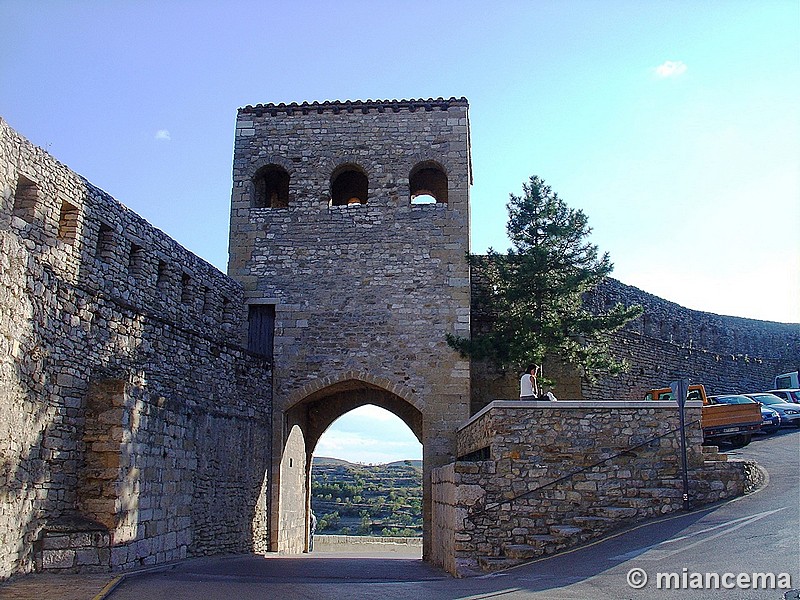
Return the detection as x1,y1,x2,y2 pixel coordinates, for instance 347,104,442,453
2,1,797,462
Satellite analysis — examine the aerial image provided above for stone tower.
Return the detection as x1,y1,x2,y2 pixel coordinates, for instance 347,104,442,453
227,98,472,556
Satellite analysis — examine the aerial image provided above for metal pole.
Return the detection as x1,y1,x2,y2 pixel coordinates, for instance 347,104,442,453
671,379,690,511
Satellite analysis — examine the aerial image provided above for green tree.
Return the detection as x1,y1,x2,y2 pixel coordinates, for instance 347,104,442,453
448,175,642,382
319,511,340,531
358,513,372,535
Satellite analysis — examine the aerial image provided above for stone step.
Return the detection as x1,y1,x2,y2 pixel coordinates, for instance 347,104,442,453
549,525,583,538
504,539,553,559
590,506,638,519
701,445,729,462
703,452,728,462
478,555,524,572
571,515,616,531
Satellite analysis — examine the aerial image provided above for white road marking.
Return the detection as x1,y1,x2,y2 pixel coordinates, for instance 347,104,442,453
609,508,786,561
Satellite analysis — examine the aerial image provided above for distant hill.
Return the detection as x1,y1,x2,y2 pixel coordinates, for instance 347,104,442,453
386,459,422,468
313,457,359,467
313,456,422,468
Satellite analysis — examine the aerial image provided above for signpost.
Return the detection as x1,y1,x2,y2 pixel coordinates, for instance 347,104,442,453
671,378,691,511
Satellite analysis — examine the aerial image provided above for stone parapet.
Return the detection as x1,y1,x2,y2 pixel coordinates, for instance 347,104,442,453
456,400,705,463
239,97,469,116
314,535,422,548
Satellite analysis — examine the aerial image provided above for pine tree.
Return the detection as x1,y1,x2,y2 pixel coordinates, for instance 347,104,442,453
448,175,642,382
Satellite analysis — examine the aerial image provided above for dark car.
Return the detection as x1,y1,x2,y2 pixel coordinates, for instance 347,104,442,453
758,405,781,434
767,389,800,404
745,393,800,427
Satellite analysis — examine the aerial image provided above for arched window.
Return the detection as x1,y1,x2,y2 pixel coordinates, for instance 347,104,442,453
330,165,368,206
409,162,447,204
252,165,290,208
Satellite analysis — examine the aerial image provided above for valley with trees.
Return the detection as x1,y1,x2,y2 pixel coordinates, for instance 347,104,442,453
311,457,422,537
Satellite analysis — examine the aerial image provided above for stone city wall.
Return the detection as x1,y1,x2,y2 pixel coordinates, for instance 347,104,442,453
0,118,272,579
582,279,798,399
431,401,759,576
470,265,798,409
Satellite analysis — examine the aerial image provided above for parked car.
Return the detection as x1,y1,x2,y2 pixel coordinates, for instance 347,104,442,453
647,385,761,446
744,393,800,428
703,393,763,446
767,389,800,404
758,405,781,434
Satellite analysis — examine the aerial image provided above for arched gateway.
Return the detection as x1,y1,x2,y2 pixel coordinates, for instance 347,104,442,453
274,375,423,553
227,98,473,560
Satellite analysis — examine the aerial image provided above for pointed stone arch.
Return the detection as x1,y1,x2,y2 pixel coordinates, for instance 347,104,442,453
287,371,422,413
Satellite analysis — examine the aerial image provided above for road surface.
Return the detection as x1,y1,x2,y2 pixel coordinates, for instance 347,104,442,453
110,428,800,599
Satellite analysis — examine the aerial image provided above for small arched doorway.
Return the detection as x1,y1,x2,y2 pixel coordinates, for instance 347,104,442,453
272,379,425,556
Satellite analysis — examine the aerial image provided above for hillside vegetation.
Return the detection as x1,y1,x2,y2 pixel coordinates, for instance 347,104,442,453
311,457,422,537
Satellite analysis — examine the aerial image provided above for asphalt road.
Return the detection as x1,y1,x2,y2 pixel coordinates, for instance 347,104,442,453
110,428,800,600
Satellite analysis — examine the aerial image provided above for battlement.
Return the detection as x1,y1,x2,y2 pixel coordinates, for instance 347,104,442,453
0,118,246,341
0,117,272,578
239,97,469,116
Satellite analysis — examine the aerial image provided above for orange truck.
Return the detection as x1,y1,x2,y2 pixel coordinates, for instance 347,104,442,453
645,384,762,447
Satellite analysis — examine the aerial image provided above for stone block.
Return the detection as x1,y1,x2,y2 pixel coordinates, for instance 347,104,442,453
41,549,75,569
41,534,71,550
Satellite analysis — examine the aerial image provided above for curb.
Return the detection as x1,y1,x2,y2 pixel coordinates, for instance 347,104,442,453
92,575,124,600
92,564,175,600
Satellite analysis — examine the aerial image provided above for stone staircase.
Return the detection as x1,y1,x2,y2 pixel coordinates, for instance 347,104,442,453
475,444,743,572
477,518,611,571
476,447,740,572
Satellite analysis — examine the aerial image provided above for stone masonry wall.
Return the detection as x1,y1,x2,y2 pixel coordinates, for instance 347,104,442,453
0,118,272,579
470,265,798,409
229,98,471,450
582,279,799,399
431,401,759,576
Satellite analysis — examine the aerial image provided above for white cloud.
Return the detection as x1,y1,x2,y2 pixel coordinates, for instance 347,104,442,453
314,429,421,464
347,404,397,422
654,60,687,78
155,129,171,141
315,405,423,464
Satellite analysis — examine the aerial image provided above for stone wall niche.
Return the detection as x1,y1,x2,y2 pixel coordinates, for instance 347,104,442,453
79,380,122,529
32,379,132,574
